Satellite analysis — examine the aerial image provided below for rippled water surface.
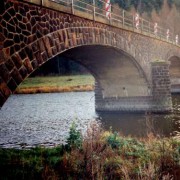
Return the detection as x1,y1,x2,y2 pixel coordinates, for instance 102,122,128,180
0,92,180,148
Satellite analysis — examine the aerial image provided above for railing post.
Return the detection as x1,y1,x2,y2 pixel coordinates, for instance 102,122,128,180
141,19,143,33
159,28,162,40
93,0,95,21
122,10,125,27
109,11,111,25
71,0,74,14
132,15,135,30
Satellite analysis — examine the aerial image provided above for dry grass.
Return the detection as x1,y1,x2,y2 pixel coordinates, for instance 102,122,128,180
60,121,180,179
15,85,94,94
15,75,94,94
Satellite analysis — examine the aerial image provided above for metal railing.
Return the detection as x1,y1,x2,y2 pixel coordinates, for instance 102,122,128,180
49,0,179,46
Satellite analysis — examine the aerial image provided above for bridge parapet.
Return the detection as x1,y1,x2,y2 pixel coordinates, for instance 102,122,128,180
23,0,180,47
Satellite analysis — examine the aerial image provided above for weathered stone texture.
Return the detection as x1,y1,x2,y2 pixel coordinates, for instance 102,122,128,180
151,61,172,112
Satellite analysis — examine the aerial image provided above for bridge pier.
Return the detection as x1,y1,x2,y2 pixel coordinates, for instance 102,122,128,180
151,61,172,112
95,61,172,113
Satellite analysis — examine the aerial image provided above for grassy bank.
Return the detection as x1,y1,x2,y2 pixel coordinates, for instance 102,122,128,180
15,75,94,94
0,123,180,179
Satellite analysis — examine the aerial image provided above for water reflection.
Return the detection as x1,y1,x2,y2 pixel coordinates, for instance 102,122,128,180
98,113,173,137
0,92,179,148
98,95,180,137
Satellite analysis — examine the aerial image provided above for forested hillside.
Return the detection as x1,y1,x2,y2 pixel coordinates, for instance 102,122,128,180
112,0,180,13
111,0,180,34
149,0,180,35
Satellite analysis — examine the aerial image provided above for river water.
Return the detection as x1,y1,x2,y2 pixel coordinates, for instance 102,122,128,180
0,92,180,149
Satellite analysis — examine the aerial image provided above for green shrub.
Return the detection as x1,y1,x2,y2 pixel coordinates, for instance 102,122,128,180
66,122,83,150
106,132,121,149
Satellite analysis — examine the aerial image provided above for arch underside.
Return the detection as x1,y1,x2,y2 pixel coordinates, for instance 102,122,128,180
61,45,150,98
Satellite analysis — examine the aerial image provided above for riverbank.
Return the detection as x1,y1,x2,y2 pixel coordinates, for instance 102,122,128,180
15,75,94,94
0,123,180,179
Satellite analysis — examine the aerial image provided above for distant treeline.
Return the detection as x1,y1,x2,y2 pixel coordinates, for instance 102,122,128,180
111,0,180,13
83,0,180,13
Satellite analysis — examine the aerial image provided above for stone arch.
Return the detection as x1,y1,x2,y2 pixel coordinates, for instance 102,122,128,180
0,0,177,112
0,26,150,107
168,55,180,77
0,0,151,108
166,48,180,62
60,45,150,98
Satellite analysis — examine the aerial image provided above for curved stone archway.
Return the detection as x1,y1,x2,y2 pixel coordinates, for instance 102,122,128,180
60,45,150,97
0,0,179,112
0,24,148,107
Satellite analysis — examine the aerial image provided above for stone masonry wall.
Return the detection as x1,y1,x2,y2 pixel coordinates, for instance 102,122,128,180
0,0,151,107
0,0,179,112
151,61,172,112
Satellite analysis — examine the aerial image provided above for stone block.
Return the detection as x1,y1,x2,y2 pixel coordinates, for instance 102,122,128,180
5,58,14,71
57,30,64,42
38,39,46,52
34,52,43,65
19,49,27,61
7,78,17,92
11,53,22,69
11,68,22,85
31,59,39,69
31,41,39,53
19,65,28,79
41,51,48,62
0,77,11,98
23,58,33,73
52,46,57,56
0,64,10,83
43,36,53,58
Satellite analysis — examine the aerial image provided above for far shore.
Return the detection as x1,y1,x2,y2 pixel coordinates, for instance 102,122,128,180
15,85,94,94
15,75,94,94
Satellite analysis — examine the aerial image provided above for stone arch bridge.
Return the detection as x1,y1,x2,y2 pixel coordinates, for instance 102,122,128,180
0,0,180,112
